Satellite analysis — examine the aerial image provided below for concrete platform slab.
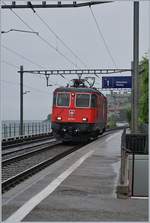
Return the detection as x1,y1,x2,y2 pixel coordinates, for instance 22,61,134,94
2,131,148,222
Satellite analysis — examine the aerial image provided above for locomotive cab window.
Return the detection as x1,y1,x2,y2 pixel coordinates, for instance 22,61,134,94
76,94,90,107
56,93,70,107
91,94,97,108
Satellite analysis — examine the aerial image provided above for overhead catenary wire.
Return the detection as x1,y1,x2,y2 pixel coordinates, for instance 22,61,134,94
2,60,19,69
1,58,61,86
1,79,57,95
2,1,77,68
33,10,88,68
89,6,117,68
2,28,39,35
2,1,37,33
37,34,76,68
2,45,45,69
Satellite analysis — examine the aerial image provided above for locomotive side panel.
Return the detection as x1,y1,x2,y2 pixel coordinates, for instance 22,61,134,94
94,94,106,132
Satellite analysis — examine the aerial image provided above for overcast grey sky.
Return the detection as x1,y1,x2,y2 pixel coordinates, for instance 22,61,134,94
1,0,149,120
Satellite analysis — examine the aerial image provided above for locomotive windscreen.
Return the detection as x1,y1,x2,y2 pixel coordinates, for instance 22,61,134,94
76,94,90,107
56,93,70,107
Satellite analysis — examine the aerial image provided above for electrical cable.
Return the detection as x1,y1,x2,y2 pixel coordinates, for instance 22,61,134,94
89,6,117,68
2,1,77,68
37,34,76,67
1,58,61,86
0,79,59,95
2,45,45,68
2,60,18,69
34,11,88,68
2,1,37,32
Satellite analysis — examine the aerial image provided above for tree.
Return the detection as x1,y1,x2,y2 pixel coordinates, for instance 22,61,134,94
108,114,117,128
139,56,149,124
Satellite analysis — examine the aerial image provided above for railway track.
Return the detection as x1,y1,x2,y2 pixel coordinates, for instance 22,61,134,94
2,137,57,159
2,142,85,193
2,132,53,149
2,127,125,193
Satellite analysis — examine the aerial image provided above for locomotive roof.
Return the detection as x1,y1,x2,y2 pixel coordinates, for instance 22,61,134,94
54,87,105,97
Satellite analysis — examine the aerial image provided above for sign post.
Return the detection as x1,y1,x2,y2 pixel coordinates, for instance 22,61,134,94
133,1,139,133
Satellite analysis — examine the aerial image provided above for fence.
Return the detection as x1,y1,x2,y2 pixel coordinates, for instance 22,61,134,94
118,128,148,197
126,133,148,154
2,122,51,139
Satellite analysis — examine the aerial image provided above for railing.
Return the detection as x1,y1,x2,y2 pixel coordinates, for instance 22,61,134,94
118,128,148,197
125,131,148,196
1,122,51,139
126,133,148,154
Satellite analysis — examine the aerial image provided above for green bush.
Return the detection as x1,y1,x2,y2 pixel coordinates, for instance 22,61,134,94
108,115,117,128
139,56,149,124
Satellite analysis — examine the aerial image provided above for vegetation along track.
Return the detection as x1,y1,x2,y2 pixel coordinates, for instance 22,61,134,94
2,127,124,193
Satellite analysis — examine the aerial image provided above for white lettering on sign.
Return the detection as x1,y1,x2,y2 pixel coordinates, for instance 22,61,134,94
107,80,110,86
116,81,127,84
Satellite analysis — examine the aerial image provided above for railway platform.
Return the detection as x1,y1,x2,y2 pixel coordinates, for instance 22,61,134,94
2,130,148,222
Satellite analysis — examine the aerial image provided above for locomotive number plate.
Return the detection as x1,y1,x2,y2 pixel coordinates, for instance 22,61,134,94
69,109,75,116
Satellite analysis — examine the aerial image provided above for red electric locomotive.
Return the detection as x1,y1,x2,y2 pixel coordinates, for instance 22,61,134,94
51,79,107,142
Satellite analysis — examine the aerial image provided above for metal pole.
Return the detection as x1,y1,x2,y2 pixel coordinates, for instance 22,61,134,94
131,152,135,196
131,61,134,132
20,65,24,135
133,1,139,132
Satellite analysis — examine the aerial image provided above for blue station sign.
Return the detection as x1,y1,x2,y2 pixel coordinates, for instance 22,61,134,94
102,76,132,89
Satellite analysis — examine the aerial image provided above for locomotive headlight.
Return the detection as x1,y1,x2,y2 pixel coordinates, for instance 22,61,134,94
62,128,66,132
82,117,88,122
57,116,62,120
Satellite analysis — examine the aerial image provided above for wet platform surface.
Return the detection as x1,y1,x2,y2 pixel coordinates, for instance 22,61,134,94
3,131,148,222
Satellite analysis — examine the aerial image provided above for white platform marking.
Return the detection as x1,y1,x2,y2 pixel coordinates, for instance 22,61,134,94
4,132,120,223
5,150,94,223
131,196,149,200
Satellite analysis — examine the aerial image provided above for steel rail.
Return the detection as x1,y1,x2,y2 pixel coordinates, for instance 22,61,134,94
2,127,124,193
2,143,85,193
3,127,125,162
2,140,60,165
2,133,53,149
2,138,56,157
2,137,56,157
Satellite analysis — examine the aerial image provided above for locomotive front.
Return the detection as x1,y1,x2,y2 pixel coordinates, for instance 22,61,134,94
51,86,107,142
